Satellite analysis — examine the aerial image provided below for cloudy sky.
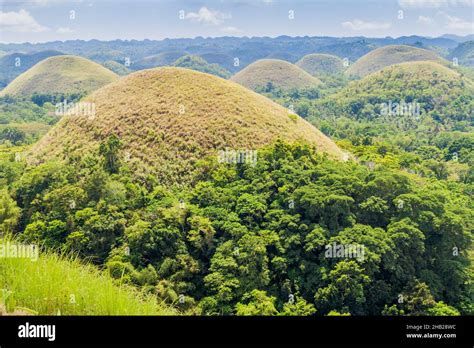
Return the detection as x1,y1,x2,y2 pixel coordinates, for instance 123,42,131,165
0,0,473,43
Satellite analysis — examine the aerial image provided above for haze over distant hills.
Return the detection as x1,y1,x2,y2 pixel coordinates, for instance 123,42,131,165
440,34,474,43
133,51,186,70
0,34,468,68
1,35,472,89
449,41,474,68
173,55,231,79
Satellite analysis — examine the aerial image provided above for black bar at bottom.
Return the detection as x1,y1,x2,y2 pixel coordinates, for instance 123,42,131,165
0,316,472,346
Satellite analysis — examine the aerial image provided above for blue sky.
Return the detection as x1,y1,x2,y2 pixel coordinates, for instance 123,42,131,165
0,0,473,43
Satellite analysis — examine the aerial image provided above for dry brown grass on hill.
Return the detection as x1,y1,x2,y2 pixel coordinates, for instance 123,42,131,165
231,59,322,91
29,67,343,184
345,45,444,78
296,54,346,76
0,55,119,97
340,61,473,96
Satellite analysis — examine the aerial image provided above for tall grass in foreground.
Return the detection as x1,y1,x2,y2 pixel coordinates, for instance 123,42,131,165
0,237,177,315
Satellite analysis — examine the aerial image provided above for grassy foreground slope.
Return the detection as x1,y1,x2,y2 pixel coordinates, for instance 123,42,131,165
0,55,119,97
0,239,176,315
29,67,343,183
231,59,322,91
296,53,346,76
346,45,443,77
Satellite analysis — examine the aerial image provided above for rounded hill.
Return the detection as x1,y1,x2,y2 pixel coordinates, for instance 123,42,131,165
345,45,443,78
0,50,64,88
296,54,346,76
30,67,344,183
341,61,470,96
0,55,119,97
313,61,474,127
231,59,322,91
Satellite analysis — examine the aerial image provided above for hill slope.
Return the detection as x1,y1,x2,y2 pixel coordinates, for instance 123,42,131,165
0,238,175,315
449,40,474,68
133,51,186,70
173,55,231,78
231,59,322,91
0,50,64,89
102,60,132,76
345,45,443,77
314,61,474,127
199,53,237,72
296,54,346,76
29,67,343,183
0,55,119,97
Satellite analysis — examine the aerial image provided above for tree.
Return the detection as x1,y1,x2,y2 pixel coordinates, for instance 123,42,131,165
0,127,25,145
0,190,20,234
99,135,122,174
280,295,316,316
314,261,370,315
426,302,460,316
235,290,278,316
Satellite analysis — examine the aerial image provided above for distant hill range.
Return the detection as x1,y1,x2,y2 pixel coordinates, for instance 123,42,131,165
440,34,474,43
0,34,469,75
449,41,474,68
133,51,186,70
172,55,231,79
102,60,132,76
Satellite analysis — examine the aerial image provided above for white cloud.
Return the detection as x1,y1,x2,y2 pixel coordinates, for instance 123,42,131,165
398,0,473,8
57,27,75,34
184,7,231,26
221,26,243,34
34,0,83,6
3,0,81,6
31,0,65,5
444,13,474,30
417,15,434,24
341,19,392,31
0,9,49,33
